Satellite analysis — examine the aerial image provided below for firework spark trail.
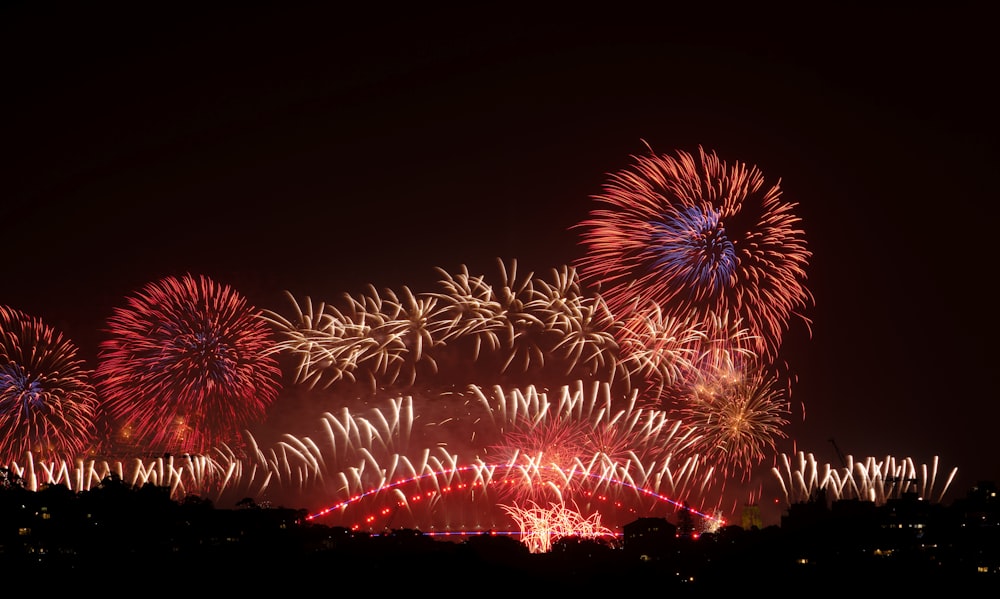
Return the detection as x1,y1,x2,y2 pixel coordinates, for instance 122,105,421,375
574,143,814,361
0,306,99,464
265,262,637,394
614,303,766,412
501,500,617,553
241,381,730,527
379,285,449,385
333,286,412,390
263,292,369,389
484,258,545,374
924,456,958,503
615,302,705,396
772,451,958,506
430,262,507,362
470,380,704,463
254,258,805,524
686,311,760,377
8,373,727,528
526,264,626,382
4,452,251,501
534,267,583,336
550,294,622,378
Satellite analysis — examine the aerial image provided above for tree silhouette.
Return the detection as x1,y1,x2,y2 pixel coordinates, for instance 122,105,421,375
0,467,24,489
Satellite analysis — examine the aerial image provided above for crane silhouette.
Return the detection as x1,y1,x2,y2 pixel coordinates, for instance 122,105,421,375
828,438,847,468
829,438,917,494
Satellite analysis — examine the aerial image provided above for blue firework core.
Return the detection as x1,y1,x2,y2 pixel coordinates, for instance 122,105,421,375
0,363,45,414
175,329,238,383
651,206,736,296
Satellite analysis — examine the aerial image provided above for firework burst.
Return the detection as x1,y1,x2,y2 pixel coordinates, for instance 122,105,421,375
486,415,596,503
377,285,450,386
430,262,507,362
678,363,791,480
551,295,620,376
0,306,99,463
501,500,617,553
95,274,283,455
574,143,813,359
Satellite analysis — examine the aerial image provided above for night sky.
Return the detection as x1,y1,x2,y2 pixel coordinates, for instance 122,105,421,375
4,5,998,511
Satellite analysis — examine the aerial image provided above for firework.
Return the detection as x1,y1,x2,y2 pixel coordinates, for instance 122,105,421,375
489,259,552,374
252,380,726,532
678,363,791,480
501,500,617,553
772,451,958,506
264,288,448,392
486,416,597,504
7,374,730,534
1,133,968,546
430,262,507,362
95,274,283,455
265,261,631,394
614,302,706,397
63,247,790,535
0,306,99,464
613,302,762,409
262,292,369,389
377,285,450,385
574,144,813,359
476,380,699,504
3,451,257,502
541,271,623,382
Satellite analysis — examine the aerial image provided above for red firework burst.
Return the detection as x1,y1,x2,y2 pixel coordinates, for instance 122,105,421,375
0,306,99,463
486,414,593,503
95,274,282,455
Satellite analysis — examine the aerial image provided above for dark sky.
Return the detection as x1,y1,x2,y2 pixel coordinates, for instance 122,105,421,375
3,5,998,504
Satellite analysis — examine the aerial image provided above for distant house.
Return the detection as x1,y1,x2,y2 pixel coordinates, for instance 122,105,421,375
622,517,676,561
